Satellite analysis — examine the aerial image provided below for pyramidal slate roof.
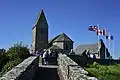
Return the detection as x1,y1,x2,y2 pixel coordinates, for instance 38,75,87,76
32,9,48,29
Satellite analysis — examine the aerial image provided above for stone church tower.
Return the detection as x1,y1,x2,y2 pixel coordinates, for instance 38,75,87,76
32,10,48,52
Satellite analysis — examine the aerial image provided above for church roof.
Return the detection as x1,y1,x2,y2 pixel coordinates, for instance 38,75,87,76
53,33,73,42
32,9,48,30
75,43,98,55
49,45,61,49
74,39,107,55
49,33,73,46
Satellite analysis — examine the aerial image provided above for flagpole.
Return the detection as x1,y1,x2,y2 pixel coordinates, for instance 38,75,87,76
113,40,114,59
104,28,107,59
112,37,114,59
97,24,100,57
108,32,111,59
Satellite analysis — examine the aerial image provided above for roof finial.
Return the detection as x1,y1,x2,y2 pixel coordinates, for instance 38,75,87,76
41,9,44,15
32,9,48,30
41,9,44,12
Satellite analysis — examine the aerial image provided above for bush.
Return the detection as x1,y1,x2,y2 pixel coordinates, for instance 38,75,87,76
0,42,30,74
87,63,120,80
2,59,23,73
89,61,100,68
0,53,9,71
7,42,30,60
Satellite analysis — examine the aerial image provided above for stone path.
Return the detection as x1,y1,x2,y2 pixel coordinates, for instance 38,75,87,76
41,65,58,68
33,64,60,80
33,56,60,80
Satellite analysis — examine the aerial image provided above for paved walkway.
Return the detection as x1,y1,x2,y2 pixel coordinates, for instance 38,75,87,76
33,64,60,80
40,65,58,68
33,57,60,80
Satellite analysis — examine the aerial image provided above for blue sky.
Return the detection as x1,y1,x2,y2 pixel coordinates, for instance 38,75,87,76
0,0,120,58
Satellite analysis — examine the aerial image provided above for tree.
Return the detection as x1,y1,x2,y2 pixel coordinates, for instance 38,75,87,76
0,51,8,72
1,42,31,73
6,42,30,60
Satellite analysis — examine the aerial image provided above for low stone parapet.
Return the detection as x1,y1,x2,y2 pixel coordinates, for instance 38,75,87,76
0,56,39,80
57,54,98,80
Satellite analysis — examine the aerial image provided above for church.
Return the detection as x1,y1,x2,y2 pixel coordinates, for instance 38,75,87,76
31,10,74,54
31,9,111,59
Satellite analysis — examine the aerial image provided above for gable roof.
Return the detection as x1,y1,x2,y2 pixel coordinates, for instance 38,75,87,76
48,35,60,44
49,45,61,49
53,33,73,42
32,9,48,30
75,43,98,55
74,39,107,55
48,33,73,45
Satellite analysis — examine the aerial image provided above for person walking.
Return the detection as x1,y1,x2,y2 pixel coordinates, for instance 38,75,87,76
45,50,49,65
42,50,49,65
69,49,75,55
42,50,47,65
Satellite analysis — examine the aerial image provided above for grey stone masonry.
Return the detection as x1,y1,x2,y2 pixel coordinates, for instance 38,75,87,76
57,54,98,80
0,56,39,80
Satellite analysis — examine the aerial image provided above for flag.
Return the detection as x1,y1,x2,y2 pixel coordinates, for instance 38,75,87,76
96,29,102,35
88,25,98,31
106,35,114,40
96,28,107,36
111,36,113,40
102,29,107,36
106,35,109,40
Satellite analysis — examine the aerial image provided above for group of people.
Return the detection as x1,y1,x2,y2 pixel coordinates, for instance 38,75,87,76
82,50,96,59
69,49,75,55
30,50,40,56
30,49,76,65
41,49,58,65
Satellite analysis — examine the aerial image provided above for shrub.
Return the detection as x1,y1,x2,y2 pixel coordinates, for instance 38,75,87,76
0,53,9,71
87,63,120,80
6,42,30,60
0,42,30,74
89,61,100,68
2,59,23,73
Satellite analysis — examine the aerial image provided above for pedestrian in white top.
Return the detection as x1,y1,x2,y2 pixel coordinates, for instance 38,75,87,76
42,50,49,65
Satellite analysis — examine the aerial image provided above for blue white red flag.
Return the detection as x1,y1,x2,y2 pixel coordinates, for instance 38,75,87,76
106,35,114,40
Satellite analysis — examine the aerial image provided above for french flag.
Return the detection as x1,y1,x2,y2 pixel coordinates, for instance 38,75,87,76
106,35,114,40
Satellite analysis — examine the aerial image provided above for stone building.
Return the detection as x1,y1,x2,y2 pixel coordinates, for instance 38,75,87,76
32,10,73,54
48,33,74,54
75,39,110,59
32,10,48,52
31,9,110,59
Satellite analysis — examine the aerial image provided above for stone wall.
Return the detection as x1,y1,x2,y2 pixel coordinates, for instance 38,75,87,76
0,56,39,80
68,55,120,66
57,54,98,80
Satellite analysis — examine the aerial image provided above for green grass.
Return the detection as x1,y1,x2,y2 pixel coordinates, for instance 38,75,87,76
86,62,120,80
